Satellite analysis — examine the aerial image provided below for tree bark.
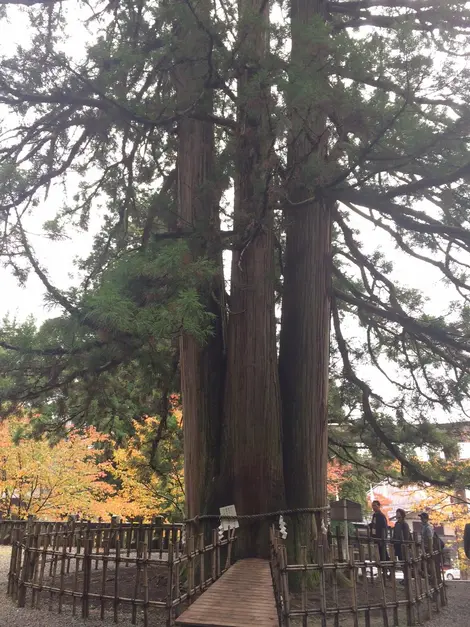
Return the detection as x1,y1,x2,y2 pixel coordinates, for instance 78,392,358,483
175,1,226,523
279,0,332,559
222,0,285,558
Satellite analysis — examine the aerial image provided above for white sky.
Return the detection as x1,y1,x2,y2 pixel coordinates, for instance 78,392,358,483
0,3,466,428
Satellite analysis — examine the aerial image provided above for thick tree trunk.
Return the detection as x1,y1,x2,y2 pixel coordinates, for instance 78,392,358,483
222,0,285,558
279,0,332,559
175,1,225,522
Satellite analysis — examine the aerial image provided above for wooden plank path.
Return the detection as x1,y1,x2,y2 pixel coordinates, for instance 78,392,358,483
175,558,278,627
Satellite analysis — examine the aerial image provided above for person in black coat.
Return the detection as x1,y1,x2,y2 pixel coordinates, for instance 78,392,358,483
370,500,389,561
392,508,411,560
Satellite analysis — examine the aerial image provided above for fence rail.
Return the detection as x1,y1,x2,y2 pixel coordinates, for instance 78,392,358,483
270,528,447,627
3,517,447,626
6,519,236,626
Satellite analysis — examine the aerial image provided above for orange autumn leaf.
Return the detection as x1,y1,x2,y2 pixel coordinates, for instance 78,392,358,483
0,417,113,520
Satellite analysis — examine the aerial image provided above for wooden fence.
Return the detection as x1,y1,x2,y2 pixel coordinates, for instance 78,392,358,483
7,519,236,626
0,517,175,546
270,528,447,627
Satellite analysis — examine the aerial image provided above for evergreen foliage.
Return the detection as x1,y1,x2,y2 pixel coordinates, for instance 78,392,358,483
2,0,470,529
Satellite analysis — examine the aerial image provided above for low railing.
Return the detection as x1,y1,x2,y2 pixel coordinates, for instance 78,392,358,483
270,528,447,627
0,516,182,548
7,519,236,626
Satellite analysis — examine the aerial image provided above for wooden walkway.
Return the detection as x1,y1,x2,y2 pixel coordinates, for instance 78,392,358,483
175,558,278,627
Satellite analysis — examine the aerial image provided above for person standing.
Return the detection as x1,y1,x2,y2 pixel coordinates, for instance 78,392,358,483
419,512,433,545
370,500,389,561
392,508,411,561
419,511,443,586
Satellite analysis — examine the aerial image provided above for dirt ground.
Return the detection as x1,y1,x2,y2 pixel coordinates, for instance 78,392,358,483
0,545,168,626
0,545,465,626
425,581,470,627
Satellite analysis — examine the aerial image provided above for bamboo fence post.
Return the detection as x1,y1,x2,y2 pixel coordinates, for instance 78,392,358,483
96,521,103,570
349,547,359,627
49,525,58,576
164,527,170,555
7,528,16,597
13,527,23,602
100,534,110,620
75,521,83,574
67,518,75,574
358,541,371,627
114,534,121,623
175,532,181,610
211,528,217,582
18,526,33,608
318,542,327,627
72,531,81,617
403,543,415,626
300,545,307,627
158,523,164,560
126,521,133,565
132,541,142,625
224,527,232,570
147,523,152,561
419,537,432,619
48,532,60,612
366,525,375,588
434,535,446,607
130,520,136,557
336,525,343,562
216,527,221,578
30,522,40,608
143,543,149,627
199,532,205,590
410,540,422,625
58,535,67,613
332,559,340,627
35,534,48,609
388,543,399,627
280,544,291,627
138,518,143,553
166,539,174,627
7,525,18,597
188,534,195,605
82,535,92,619
427,537,440,612
118,518,124,558
374,543,389,627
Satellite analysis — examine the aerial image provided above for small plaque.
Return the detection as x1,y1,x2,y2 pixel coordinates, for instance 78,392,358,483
219,505,239,531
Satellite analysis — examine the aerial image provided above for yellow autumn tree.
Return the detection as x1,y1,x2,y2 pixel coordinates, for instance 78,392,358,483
107,411,185,521
414,469,470,573
0,417,114,519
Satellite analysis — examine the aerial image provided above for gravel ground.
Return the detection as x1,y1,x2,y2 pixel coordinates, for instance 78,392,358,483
425,581,470,627
0,546,165,626
0,544,467,626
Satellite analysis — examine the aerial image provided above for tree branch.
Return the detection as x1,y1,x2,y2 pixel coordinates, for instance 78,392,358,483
331,296,456,487
0,339,103,356
16,215,78,315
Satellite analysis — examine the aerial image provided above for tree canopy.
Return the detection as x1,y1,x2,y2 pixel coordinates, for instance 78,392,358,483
0,414,113,518
2,0,470,554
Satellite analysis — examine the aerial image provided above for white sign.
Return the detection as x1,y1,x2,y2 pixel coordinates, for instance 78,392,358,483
219,505,239,531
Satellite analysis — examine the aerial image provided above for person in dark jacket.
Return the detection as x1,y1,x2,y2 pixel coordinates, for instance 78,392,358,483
370,500,389,561
392,508,411,560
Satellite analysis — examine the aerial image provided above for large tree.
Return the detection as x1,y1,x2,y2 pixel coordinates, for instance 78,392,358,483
2,0,470,558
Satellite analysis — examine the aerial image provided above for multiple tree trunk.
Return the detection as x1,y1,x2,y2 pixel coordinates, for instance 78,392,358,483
222,0,285,557
177,0,331,557
280,0,332,558
175,0,225,522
